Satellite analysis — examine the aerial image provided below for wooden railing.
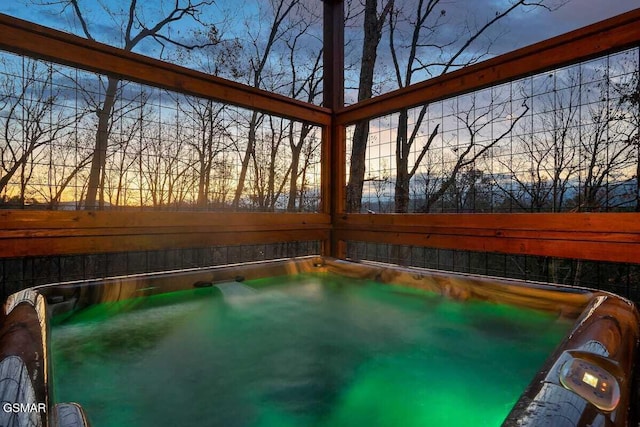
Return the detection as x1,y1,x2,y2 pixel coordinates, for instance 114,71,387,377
0,12,333,259
334,213,640,264
0,211,331,258
0,8,640,267
330,8,640,264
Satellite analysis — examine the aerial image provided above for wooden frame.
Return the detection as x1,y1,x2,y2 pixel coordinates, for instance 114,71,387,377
0,211,330,258
0,12,333,261
334,213,640,264
329,8,640,265
322,0,345,257
0,8,639,267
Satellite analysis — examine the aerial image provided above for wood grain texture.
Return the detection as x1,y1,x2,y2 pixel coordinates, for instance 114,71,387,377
329,124,348,258
0,211,330,258
334,213,640,264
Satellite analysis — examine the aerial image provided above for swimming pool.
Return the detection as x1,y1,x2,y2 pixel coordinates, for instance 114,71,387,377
1,257,638,426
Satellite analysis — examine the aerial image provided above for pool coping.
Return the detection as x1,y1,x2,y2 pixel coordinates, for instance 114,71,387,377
1,256,638,426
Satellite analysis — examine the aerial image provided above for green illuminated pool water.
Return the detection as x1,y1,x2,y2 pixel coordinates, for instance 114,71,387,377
51,273,572,427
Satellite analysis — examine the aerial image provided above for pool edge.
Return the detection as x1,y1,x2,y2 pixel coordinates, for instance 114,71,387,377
1,256,638,427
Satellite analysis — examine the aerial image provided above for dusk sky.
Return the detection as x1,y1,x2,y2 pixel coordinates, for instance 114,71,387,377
476,0,639,52
1,0,638,57
0,0,638,101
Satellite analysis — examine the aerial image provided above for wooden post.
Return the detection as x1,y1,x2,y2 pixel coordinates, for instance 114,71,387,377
323,0,344,111
329,124,347,259
322,0,346,259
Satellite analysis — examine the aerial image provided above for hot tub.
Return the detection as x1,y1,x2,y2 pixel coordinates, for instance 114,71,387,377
1,256,638,426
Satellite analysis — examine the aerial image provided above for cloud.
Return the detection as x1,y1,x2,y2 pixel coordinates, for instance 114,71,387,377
486,0,639,55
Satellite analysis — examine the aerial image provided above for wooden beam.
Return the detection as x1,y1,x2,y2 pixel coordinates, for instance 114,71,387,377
321,125,332,257
334,213,640,264
330,124,347,258
0,210,329,229
0,13,331,126
322,0,345,258
336,8,640,125
323,0,345,111
0,211,330,258
335,212,640,232
2,230,330,259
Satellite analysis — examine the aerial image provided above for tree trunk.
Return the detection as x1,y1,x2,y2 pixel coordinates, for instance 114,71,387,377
267,139,278,210
287,145,302,211
0,151,32,195
347,121,369,212
346,0,393,212
233,111,259,209
394,109,410,213
85,76,119,210
48,153,93,209
287,123,313,212
197,156,208,208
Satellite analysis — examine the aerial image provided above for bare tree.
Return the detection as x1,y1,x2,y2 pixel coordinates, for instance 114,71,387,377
296,130,321,211
39,134,94,209
175,95,231,209
223,0,323,211
411,157,443,211
286,122,317,211
576,76,634,212
137,116,195,209
249,116,295,210
417,92,529,212
370,158,390,212
494,73,580,212
445,167,491,212
210,154,234,207
386,0,554,213
613,53,640,211
101,87,151,208
0,58,76,205
284,17,323,211
346,0,394,212
31,0,217,209
231,0,303,208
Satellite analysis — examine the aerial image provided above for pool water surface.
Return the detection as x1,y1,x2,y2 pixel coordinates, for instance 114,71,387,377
51,273,572,426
